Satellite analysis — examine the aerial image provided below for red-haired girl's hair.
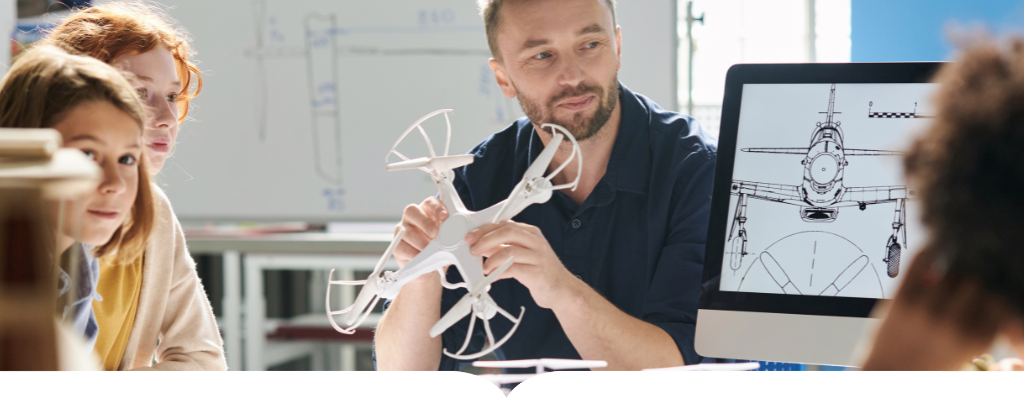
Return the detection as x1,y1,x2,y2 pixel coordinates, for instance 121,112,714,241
42,1,202,122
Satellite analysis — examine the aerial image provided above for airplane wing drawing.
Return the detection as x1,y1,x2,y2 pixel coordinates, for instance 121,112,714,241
741,147,903,156
839,185,913,206
740,148,807,155
843,148,904,156
731,180,804,205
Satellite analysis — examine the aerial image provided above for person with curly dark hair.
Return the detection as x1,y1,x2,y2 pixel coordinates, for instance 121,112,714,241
862,36,1024,371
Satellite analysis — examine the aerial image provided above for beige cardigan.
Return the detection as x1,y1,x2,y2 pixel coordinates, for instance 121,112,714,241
118,184,227,371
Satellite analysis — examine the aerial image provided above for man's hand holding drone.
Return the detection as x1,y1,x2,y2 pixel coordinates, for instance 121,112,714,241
466,221,578,310
394,197,448,267
392,184,580,310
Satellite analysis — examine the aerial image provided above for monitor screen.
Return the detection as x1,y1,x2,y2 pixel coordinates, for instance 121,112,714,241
718,82,936,300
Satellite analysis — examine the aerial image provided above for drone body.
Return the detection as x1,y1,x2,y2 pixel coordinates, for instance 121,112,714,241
327,109,582,360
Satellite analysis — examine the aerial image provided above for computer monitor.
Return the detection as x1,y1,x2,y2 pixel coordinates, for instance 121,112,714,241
695,63,942,366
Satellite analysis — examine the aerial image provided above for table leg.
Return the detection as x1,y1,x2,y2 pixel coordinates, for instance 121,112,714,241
244,256,266,371
222,251,242,371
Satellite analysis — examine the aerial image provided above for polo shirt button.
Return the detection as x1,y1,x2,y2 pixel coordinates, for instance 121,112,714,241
575,274,583,280
571,219,581,229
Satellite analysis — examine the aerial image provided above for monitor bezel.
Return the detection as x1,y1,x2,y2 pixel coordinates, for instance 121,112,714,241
700,62,943,318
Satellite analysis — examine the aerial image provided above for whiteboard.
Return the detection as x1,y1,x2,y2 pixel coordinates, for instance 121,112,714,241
152,0,677,222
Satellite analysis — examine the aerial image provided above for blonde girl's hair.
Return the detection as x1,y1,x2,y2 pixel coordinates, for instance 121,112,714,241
0,45,155,264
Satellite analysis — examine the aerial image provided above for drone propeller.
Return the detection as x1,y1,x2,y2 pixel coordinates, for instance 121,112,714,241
524,131,564,181
329,275,381,334
386,157,431,171
443,302,524,361
386,154,475,172
493,124,582,223
326,228,404,334
326,268,378,335
540,124,583,191
430,257,514,337
387,109,453,164
429,257,526,361
345,228,405,326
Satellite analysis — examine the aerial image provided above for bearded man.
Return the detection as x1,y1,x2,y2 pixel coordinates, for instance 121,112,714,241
374,0,717,371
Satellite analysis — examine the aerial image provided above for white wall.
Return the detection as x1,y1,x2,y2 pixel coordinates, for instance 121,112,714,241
0,0,14,72
617,0,678,111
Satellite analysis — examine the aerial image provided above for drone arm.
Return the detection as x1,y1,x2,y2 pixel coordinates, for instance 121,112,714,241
480,123,584,226
492,189,535,224
437,174,469,217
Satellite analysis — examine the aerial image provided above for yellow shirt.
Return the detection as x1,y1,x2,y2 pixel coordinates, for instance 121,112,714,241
93,254,144,371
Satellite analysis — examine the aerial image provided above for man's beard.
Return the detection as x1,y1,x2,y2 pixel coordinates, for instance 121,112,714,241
516,75,620,141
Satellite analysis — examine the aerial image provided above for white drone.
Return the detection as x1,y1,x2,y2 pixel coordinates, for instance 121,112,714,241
326,109,582,360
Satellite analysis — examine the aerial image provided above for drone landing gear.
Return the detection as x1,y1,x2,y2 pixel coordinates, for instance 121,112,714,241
728,194,749,271
883,199,908,278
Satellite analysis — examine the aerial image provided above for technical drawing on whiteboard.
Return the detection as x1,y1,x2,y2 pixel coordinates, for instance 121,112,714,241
249,1,343,184
245,0,506,187
726,84,914,296
305,13,343,185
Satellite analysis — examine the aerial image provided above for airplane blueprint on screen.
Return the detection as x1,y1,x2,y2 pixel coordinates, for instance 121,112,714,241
718,83,937,299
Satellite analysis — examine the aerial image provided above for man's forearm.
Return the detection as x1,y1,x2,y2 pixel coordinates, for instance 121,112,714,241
374,273,444,371
552,276,685,371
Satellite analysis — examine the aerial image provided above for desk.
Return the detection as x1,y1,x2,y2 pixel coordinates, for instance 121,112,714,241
186,232,396,370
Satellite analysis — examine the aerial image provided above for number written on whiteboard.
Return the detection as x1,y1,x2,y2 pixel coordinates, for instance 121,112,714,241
323,187,346,212
418,8,456,26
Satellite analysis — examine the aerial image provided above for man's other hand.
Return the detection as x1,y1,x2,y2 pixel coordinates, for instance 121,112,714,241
465,221,577,309
394,197,448,267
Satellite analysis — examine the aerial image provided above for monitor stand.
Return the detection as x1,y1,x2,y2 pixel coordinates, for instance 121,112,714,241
695,309,881,367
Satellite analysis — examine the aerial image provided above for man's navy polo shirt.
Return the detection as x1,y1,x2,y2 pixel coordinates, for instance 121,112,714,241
427,83,717,370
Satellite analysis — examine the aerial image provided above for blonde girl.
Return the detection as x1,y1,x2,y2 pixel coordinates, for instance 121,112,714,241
0,45,154,356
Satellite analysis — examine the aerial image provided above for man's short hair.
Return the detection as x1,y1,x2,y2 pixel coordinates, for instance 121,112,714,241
904,36,1024,317
477,0,617,60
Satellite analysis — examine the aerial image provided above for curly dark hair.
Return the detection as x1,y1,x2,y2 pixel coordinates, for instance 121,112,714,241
904,37,1024,316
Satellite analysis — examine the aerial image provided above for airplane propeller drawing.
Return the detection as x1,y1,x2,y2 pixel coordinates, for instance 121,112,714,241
728,84,912,278
326,109,582,360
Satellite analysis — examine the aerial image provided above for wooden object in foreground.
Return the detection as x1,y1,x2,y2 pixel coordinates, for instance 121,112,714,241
0,187,57,370
0,128,100,370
